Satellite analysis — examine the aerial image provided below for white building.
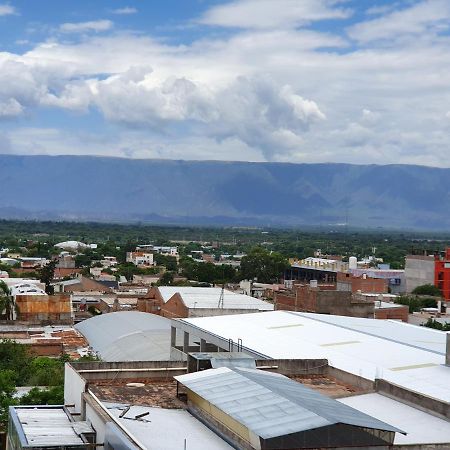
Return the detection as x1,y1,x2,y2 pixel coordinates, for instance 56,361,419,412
126,251,154,267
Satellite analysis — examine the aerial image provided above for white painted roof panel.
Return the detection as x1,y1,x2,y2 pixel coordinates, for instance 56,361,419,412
181,311,450,402
158,286,273,310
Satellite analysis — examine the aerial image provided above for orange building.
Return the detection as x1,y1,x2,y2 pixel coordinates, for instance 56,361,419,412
435,248,450,300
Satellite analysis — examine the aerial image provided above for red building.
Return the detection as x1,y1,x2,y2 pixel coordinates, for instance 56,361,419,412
435,248,450,300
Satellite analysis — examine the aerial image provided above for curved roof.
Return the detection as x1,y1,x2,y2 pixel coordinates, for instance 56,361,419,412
55,241,88,250
75,311,176,361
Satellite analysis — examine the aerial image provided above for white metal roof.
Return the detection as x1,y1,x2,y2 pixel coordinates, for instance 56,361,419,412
14,407,90,447
338,393,450,445
55,240,89,249
104,403,232,450
180,311,450,402
158,286,273,310
75,311,177,361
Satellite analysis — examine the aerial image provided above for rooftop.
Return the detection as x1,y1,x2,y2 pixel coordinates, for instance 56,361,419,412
104,403,232,450
9,406,93,448
158,286,274,310
175,366,402,439
179,311,450,402
339,393,450,446
74,311,178,361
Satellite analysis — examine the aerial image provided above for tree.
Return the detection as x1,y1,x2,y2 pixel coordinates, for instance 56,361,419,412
239,247,289,283
158,271,174,285
39,259,57,294
0,369,17,431
412,284,442,297
0,281,17,321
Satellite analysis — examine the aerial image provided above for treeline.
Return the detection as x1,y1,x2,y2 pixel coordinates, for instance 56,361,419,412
0,339,96,430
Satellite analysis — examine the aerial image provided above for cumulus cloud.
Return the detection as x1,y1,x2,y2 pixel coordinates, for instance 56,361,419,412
0,4,16,16
90,72,325,158
59,19,113,34
198,0,352,29
112,7,137,15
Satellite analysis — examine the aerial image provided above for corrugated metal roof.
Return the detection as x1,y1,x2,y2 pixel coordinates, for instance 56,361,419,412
175,367,403,439
75,311,177,362
14,407,91,447
158,286,273,310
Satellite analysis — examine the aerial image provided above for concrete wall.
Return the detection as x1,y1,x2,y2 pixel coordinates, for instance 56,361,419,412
375,378,450,421
405,256,435,293
64,363,87,415
255,358,328,376
69,360,187,382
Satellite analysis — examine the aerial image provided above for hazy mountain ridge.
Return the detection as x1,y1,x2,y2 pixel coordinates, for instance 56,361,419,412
0,155,448,229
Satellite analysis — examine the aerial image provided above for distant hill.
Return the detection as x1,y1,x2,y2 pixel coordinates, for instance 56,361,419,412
0,155,448,230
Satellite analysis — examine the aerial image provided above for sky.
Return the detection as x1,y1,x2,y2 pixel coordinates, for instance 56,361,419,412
0,0,450,166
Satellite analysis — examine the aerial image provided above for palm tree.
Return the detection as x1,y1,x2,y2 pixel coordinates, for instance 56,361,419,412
0,280,18,320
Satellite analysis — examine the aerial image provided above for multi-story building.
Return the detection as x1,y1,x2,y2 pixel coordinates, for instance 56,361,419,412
126,251,155,267
435,248,450,301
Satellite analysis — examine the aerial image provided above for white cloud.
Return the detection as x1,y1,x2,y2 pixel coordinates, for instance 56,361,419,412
112,7,137,15
198,0,352,29
0,98,22,117
1,1,450,166
348,0,450,43
59,19,113,34
0,4,16,16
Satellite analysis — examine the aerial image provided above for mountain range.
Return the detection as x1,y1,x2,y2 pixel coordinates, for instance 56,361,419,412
0,154,448,230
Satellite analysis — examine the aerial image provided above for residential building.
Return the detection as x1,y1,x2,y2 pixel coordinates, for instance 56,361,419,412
126,251,155,267
349,268,405,294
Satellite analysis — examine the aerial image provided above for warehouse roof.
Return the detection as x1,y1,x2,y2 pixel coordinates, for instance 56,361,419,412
178,311,450,401
175,367,402,439
158,286,273,310
75,311,177,361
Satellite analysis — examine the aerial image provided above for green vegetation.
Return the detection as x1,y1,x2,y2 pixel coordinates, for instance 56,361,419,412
239,247,289,283
394,295,437,313
0,339,97,431
422,318,450,331
411,284,442,297
0,220,449,271
0,281,17,321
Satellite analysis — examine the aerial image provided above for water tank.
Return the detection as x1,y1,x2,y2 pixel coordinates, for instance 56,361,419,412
349,256,357,270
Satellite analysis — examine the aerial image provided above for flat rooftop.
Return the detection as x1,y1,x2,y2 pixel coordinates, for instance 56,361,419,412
104,402,233,450
339,393,450,446
178,311,450,402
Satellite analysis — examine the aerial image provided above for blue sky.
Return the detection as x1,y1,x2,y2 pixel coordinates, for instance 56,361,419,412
1,0,450,166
